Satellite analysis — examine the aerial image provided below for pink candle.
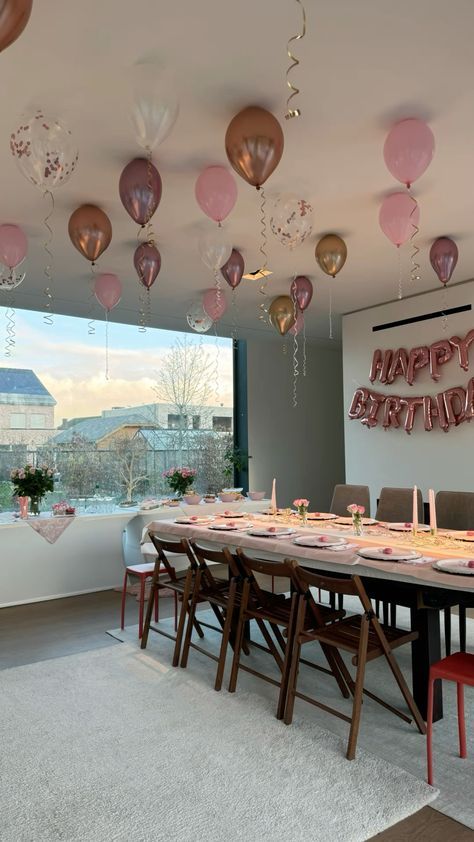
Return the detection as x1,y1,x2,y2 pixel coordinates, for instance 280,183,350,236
429,489,437,534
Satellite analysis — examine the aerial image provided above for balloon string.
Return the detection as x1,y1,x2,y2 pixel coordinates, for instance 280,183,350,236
143,149,156,246
329,286,333,340
231,288,238,349
42,189,55,326
285,0,307,120
138,288,146,333
409,193,420,284
4,301,15,357
88,263,96,335
258,187,269,322
441,285,448,333
302,313,307,376
214,269,222,313
213,322,220,405
105,310,109,380
397,246,403,300
292,328,299,409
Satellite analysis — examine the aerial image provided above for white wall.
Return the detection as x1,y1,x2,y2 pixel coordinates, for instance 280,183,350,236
247,337,345,509
343,281,474,514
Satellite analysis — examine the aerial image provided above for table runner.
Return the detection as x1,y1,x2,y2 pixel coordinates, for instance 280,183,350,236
26,515,75,544
144,516,474,593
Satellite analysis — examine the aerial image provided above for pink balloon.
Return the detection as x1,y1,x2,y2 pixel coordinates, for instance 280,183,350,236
94,273,122,312
134,242,161,290
289,310,304,336
202,287,227,321
290,275,313,311
195,166,237,224
429,237,458,285
379,193,420,247
0,224,27,268
383,119,435,187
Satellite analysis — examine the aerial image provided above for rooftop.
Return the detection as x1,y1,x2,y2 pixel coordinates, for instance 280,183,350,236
0,368,56,407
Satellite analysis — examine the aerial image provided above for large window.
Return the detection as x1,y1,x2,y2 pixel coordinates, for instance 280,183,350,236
0,309,234,512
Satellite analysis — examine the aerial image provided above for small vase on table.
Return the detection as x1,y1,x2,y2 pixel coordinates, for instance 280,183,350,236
347,503,365,537
29,495,41,517
293,498,309,527
18,496,29,519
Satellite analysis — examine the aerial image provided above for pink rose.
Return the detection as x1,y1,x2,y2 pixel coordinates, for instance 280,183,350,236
347,504,358,514
190,516,198,521
382,547,393,555
356,505,365,515
318,536,329,542
268,526,277,533
467,531,474,537
404,522,412,528
467,560,474,568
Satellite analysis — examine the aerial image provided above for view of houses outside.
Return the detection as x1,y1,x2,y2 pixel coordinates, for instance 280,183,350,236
0,310,234,512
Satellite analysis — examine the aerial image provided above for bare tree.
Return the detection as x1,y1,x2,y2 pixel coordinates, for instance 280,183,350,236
153,336,215,462
109,433,149,504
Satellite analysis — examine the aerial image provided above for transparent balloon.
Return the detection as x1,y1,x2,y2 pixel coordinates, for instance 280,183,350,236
186,300,213,333
10,108,78,190
130,61,179,152
198,229,232,272
0,267,25,291
270,193,313,249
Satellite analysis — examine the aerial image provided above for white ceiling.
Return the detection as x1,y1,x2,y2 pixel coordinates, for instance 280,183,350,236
2,0,474,343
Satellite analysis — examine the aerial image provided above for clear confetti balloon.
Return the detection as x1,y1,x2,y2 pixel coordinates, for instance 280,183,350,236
270,193,313,249
198,229,232,272
0,268,25,291
186,300,213,333
10,108,78,190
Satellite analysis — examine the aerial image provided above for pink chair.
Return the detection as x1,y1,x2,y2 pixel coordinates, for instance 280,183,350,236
427,652,474,785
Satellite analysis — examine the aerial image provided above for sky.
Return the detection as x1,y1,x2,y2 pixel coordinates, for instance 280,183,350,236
0,308,233,426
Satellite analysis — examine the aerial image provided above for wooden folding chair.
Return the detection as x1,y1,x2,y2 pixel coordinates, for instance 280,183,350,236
284,563,426,760
140,535,208,663
228,550,348,720
180,543,244,691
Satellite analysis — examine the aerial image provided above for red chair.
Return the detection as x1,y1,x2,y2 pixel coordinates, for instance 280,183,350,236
427,652,474,785
120,536,178,639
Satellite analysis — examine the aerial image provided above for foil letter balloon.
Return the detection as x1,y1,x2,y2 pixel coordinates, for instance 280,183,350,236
68,205,112,263
225,106,284,189
268,295,296,336
315,234,347,277
119,158,162,225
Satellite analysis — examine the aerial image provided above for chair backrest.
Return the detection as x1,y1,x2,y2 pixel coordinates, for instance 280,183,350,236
190,541,241,586
435,490,474,531
330,484,370,517
375,486,423,523
236,548,291,607
148,532,196,579
286,561,373,618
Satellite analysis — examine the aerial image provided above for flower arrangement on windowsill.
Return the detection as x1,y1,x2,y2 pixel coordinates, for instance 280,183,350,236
293,498,310,525
10,463,55,516
163,467,197,497
52,500,76,517
347,503,365,536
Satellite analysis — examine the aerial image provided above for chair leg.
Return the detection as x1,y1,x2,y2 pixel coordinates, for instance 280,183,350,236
154,582,159,622
173,591,178,632
337,594,344,612
427,676,435,785
214,580,237,692
457,683,467,759
382,601,389,626
172,571,193,667
141,565,160,649
390,603,397,628
138,576,146,639
444,607,451,656
276,597,299,720
284,597,306,725
459,605,467,653
374,598,380,619
346,617,369,760
120,571,128,630
180,568,202,668
228,581,250,693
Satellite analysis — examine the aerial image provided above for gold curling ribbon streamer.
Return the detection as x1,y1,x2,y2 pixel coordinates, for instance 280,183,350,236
302,313,307,376
213,322,220,405
328,286,333,340
258,187,269,322
285,0,307,120
88,262,96,336
231,288,238,349
4,300,15,357
292,292,299,408
408,190,420,284
441,285,448,333
397,246,403,301
42,190,55,326
105,310,110,380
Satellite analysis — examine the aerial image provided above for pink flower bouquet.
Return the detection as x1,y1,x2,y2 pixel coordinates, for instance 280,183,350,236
163,466,197,497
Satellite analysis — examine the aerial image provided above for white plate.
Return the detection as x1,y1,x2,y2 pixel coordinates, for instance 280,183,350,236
174,517,214,525
433,559,474,575
259,509,284,516
248,527,297,538
290,512,338,521
209,522,251,531
334,517,378,526
293,535,346,548
385,522,430,532
357,547,422,562
444,531,474,542
221,511,246,518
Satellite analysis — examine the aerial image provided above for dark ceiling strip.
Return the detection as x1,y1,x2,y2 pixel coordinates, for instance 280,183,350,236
372,304,472,332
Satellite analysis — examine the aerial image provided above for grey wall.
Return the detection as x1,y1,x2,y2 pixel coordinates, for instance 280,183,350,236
343,280,474,514
247,337,345,509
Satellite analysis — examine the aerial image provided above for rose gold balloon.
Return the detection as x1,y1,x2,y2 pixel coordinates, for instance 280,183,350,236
444,387,466,427
68,205,112,263
225,106,284,189
119,157,162,225
382,396,402,429
0,0,32,53
315,234,347,278
400,396,424,434
268,295,296,336
361,391,384,428
134,242,161,290
406,345,429,386
348,388,369,419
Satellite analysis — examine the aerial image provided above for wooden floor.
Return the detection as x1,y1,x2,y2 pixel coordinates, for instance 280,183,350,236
0,590,471,841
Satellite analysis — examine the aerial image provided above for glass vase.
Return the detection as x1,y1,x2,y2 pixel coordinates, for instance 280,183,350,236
19,496,29,519
299,508,308,526
29,495,41,516
352,514,363,537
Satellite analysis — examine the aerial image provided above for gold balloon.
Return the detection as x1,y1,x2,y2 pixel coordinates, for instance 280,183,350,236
225,106,284,189
315,234,347,278
268,295,296,336
68,204,112,263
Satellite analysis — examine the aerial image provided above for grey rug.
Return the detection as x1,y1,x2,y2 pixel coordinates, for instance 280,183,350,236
0,642,436,842
111,599,474,830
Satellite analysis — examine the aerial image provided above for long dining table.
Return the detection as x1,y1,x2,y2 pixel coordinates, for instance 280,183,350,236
145,511,474,721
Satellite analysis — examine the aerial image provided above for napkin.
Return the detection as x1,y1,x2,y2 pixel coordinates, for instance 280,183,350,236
327,543,357,552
